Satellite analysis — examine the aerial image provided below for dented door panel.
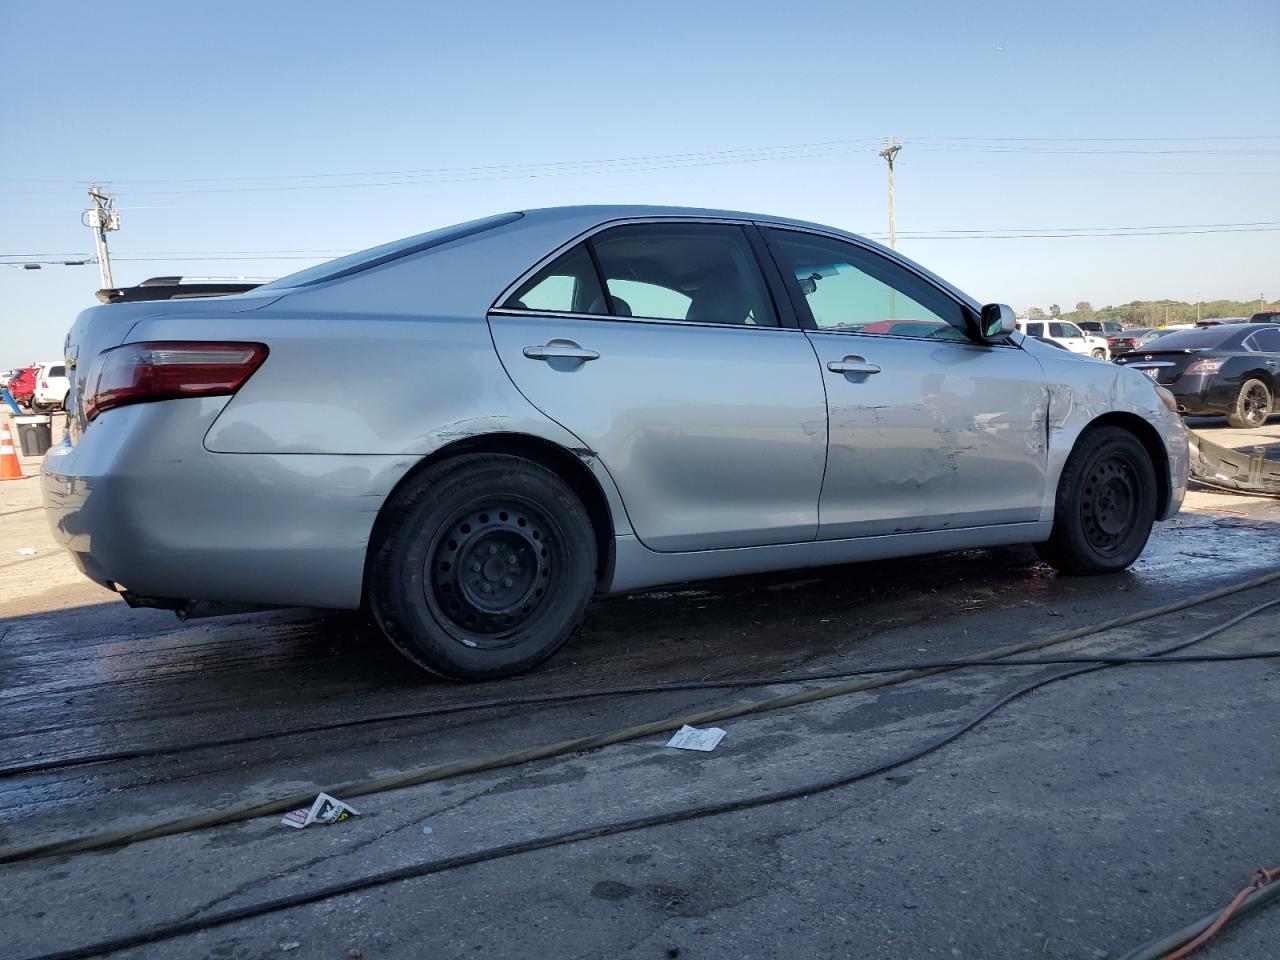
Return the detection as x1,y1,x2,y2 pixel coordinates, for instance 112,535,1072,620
808,333,1050,538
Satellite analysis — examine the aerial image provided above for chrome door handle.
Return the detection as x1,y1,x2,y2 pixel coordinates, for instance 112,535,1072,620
523,341,600,362
827,358,881,375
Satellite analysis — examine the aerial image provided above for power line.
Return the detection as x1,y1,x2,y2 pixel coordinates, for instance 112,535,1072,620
3,134,1279,194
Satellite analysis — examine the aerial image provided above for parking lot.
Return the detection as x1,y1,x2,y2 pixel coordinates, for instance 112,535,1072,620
2,411,1279,960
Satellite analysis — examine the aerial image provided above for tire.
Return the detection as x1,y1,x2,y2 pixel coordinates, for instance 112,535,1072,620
1091,348,1106,360
62,392,71,412
1034,426,1158,576
367,454,597,680
1225,378,1273,429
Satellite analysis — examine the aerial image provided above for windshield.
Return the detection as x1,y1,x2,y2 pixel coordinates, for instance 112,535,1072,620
256,212,523,291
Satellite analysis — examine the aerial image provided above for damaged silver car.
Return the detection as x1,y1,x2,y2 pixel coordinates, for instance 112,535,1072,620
44,206,1188,679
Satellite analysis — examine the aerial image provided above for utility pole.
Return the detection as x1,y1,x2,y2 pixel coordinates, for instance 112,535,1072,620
83,184,119,289
878,140,902,250
1196,296,1201,323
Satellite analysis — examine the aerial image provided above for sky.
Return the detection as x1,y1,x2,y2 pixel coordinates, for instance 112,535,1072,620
1,0,1277,368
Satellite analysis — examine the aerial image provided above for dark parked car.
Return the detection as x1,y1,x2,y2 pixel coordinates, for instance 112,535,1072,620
1115,323,1280,428
1249,311,1279,324
1080,320,1123,337
1106,327,1166,357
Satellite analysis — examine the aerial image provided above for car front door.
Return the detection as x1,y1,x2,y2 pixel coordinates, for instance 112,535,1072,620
488,220,828,552
1050,321,1087,354
761,227,1049,539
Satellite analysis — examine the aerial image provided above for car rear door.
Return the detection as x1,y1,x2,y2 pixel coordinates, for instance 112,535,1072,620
761,227,1049,539
487,220,827,552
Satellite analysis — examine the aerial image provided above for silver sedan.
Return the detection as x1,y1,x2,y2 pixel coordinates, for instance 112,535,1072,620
44,206,1188,679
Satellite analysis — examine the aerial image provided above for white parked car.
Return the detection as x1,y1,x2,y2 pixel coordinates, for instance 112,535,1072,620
31,360,70,412
1019,320,1110,360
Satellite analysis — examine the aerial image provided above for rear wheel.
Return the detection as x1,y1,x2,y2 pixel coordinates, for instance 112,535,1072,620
367,454,597,680
1226,378,1272,429
1035,426,1157,575
1091,348,1106,360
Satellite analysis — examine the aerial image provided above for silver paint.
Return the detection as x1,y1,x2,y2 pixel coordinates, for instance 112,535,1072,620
43,205,1189,610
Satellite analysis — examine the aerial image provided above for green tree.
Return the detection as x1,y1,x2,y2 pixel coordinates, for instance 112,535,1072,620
1026,306,1046,319
1075,301,1093,316
1049,304,1061,317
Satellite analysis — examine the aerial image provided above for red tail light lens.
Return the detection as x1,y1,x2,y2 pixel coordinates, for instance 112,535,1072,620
84,341,268,421
1184,357,1225,377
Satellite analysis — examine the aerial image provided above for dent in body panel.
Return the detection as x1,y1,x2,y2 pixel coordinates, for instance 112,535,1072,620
126,308,634,537
809,335,1050,538
1035,346,1188,521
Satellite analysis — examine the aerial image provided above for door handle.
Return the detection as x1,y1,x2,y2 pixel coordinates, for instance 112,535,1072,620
523,341,600,362
827,357,881,375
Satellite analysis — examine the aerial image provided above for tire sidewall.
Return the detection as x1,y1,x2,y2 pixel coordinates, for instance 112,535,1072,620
1229,379,1272,429
1046,427,1158,574
369,456,597,680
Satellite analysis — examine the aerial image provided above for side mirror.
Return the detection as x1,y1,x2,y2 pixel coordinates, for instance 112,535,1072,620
978,303,1016,341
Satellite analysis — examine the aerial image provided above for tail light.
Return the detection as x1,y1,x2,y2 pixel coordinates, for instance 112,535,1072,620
1184,357,1225,377
84,341,268,421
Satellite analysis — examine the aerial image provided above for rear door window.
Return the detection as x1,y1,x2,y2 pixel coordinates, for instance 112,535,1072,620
47,365,66,377
1025,322,1045,336
589,223,778,326
503,243,607,314
1246,328,1280,352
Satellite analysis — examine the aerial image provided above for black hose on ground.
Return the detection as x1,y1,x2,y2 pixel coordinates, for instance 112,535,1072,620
1117,877,1280,960
15,594,1280,960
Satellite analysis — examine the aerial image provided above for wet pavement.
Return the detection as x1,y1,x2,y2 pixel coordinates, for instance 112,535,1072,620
1,412,1279,959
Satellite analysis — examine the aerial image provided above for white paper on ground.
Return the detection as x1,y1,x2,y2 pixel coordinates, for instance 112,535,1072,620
280,792,360,829
665,724,726,752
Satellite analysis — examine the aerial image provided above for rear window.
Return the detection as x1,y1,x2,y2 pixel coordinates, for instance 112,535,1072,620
46,365,66,377
256,212,523,290
1139,328,1235,350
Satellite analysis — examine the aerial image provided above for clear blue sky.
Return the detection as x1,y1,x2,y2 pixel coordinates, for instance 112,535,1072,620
2,0,1277,367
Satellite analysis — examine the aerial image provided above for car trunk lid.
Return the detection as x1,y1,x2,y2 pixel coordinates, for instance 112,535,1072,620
1115,347,1209,384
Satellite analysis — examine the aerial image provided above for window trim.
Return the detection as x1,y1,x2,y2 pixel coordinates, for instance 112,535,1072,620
758,225,1005,348
490,216,803,332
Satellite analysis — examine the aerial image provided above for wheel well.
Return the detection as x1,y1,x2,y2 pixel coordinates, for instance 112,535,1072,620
370,433,616,589
1080,412,1171,518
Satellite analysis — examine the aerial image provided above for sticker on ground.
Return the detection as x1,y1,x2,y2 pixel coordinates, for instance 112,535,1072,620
666,724,726,751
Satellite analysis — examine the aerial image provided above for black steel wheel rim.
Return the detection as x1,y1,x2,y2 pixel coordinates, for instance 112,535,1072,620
1080,452,1142,556
1244,384,1270,426
424,498,558,649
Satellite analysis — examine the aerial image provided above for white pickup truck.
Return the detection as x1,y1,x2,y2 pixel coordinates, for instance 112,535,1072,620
1017,319,1110,360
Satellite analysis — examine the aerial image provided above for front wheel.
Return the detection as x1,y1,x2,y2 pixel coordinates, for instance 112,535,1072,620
1035,426,1157,575
1091,348,1107,360
1226,379,1273,429
367,454,597,680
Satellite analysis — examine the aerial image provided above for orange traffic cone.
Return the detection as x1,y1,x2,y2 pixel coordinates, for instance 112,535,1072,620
0,420,25,480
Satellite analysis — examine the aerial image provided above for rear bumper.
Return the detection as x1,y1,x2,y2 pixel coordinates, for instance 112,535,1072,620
42,399,410,609
1165,376,1240,416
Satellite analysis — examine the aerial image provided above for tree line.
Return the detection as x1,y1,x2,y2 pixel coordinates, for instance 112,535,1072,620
1024,298,1269,328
